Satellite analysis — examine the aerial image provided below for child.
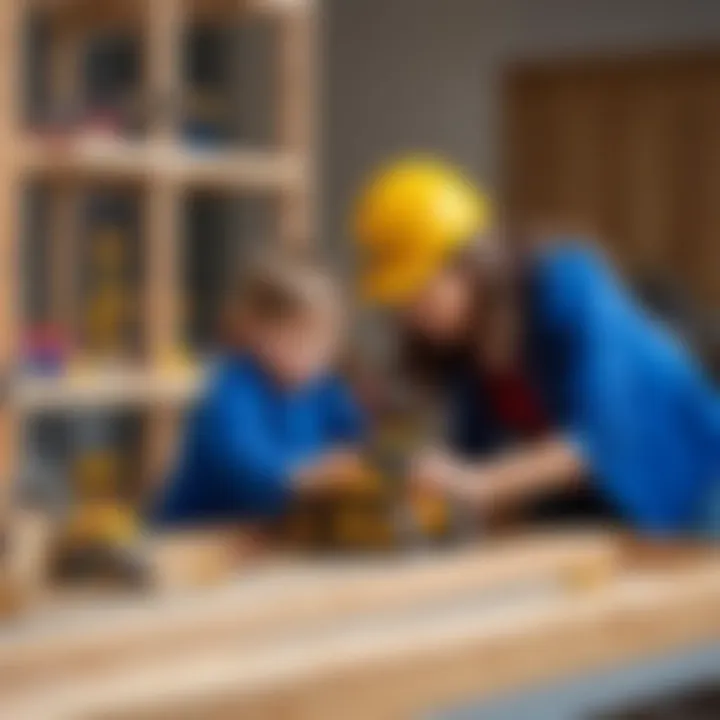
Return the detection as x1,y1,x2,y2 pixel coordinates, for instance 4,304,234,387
153,256,366,526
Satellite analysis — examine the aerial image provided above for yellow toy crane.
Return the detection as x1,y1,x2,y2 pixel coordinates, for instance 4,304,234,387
55,421,149,588
83,225,135,362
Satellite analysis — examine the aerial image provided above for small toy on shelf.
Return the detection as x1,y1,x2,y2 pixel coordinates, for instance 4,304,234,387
52,410,150,589
82,223,137,366
182,89,231,149
22,324,71,377
56,447,148,588
159,345,198,375
78,109,124,139
30,104,126,152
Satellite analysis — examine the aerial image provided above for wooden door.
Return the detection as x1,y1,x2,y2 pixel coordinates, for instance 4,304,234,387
503,52,720,310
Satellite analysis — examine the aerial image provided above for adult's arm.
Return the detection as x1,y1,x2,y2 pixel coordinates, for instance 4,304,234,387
450,436,585,511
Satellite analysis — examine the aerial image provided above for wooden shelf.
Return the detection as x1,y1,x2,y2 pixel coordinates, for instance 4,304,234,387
32,0,311,29
0,0,315,503
19,137,305,192
15,367,202,412
175,146,305,192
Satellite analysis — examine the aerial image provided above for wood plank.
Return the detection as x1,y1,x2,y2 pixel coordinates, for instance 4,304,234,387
172,148,305,191
0,510,53,619
20,138,305,190
143,182,182,366
20,137,155,181
2,547,719,719
14,367,201,411
276,0,316,247
47,185,80,348
33,0,312,31
142,181,183,488
143,0,185,492
148,526,267,590
0,0,24,516
0,531,618,692
145,0,182,147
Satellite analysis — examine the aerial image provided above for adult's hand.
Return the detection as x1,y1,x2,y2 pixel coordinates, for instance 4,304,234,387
409,437,584,514
409,448,480,499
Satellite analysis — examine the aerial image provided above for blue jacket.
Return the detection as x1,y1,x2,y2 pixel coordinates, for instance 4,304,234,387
452,243,720,535
153,355,365,525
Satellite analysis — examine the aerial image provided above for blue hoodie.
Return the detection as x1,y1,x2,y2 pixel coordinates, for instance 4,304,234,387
153,355,365,525
452,243,720,535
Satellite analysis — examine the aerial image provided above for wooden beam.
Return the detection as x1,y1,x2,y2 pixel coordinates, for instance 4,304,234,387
276,0,316,248
19,138,304,190
148,526,266,589
14,368,200,411
143,182,182,366
46,23,83,347
143,0,184,490
145,0,183,148
142,180,184,489
173,148,305,191
0,531,618,692
47,186,80,346
0,0,24,516
188,563,720,720
33,0,312,32
0,510,53,619
47,12,83,114
2,544,719,719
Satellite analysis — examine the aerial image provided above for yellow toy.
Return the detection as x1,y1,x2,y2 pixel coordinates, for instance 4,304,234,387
92,228,128,275
284,391,451,553
57,449,147,586
83,224,135,363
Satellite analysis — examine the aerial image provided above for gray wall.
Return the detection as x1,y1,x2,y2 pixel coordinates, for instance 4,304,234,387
324,0,720,256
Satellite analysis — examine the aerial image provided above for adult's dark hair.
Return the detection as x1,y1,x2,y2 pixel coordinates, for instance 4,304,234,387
397,240,521,388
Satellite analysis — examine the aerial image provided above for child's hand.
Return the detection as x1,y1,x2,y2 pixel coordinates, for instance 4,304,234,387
320,450,367,486
294,451,366,495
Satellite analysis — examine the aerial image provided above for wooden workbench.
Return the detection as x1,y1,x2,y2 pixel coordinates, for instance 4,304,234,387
0,529,718,719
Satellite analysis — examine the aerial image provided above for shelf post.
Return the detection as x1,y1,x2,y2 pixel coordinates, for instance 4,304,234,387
142,0,185,489
276,0,317,249
0,0,25,516
47,20,84,353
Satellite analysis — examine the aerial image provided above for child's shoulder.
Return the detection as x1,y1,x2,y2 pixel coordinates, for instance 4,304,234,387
313,371,353,395
200,355,263,404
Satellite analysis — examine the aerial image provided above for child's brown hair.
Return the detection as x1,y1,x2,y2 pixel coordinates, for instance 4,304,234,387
222,253,340,347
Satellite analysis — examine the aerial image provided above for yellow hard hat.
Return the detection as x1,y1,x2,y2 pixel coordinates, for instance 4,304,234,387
354,157,491,305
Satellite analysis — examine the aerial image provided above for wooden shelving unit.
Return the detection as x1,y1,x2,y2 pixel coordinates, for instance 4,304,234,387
0,0,317,512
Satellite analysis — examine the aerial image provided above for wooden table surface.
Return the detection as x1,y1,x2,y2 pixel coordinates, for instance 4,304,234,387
0,529,718,719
